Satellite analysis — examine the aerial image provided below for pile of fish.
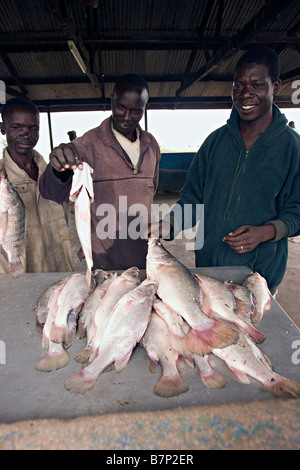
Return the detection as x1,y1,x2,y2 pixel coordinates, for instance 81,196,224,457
0,170,26,278
33,237,300,399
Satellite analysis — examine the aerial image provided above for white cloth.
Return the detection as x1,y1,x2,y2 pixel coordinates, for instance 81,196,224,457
111,124,140,170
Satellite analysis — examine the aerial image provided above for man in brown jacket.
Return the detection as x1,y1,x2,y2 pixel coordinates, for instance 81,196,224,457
39,74,161,271
0,97,73,273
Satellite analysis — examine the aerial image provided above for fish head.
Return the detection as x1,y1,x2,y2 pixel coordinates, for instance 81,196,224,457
121,266,140,282
147,237,172,264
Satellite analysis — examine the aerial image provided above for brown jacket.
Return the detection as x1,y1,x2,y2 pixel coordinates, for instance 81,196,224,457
0,149,73,273
39,117,161,270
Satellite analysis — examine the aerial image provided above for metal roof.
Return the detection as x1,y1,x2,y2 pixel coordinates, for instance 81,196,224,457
1,0,300,112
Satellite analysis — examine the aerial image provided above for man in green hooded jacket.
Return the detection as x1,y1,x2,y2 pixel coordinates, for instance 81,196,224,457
150,46,300,294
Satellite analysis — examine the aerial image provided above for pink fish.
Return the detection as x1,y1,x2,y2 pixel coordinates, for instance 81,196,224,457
0,170,26,278
69,162,94,286
146,238,238,355
193,273,265,344
141,312,189,397
65,279,158,393
243,272,271,323
213,332,300,398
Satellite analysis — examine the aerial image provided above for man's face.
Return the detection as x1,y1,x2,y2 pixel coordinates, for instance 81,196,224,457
111,86,148,139
0,106,40,157
232,62,281,124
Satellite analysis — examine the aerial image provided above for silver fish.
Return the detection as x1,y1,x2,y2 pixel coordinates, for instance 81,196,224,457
146,238,238,356
243,272,271,323
35,276,70,372
34,276,70,332
65,279,158,393
224,281,255,321
86,266,141,363
194,273,265,344
0,170,26,278
152,298,194,367
141,311,189,397
69,162,94,286
213,332,300,398
50,273,93,344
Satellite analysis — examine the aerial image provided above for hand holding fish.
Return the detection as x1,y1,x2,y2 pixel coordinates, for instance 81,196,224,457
49,143,83,172
222,224,276,254
147,219,173,240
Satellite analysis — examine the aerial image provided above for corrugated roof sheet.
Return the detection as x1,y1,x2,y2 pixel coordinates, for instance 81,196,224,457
0,0,299,110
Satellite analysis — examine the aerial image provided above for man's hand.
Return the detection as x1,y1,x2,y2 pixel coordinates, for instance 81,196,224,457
222,224,276,254
147,220,173,240
49,143,83,172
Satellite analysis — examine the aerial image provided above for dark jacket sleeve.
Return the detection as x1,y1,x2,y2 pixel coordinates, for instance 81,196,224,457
39,164,73,204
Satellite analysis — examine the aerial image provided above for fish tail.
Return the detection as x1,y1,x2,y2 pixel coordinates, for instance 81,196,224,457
50,323,68,344
35,349,70,372
74,345,92,363
64,369,98,394
236,322,265,344
264,374,300,398
200,369,227,389
153,373,189,398
186,320,238,355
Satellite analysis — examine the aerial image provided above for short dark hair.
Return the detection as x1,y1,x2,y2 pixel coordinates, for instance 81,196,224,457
112,74,149,95
1,97,39,123
235,46,280,82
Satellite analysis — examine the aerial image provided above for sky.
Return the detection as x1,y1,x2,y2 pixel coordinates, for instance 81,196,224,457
1,107,300,160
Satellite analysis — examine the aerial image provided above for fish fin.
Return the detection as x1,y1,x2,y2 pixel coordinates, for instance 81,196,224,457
200,369,227,389
176,355,186,370
115,352,132,372
77,318,87,339
262,352,273,370
9,259,25,279
229,366,251,384
236,322,265,344
103,363,115,372
147,356,158,373
199,291,213,317
186,320,238,355
181,355,194,369
50,323,68,344
263,374,300,398
35,349,69,372
234,298,248,318
74,345,92,363
153,373,189,398
64,369,98,394
251,308,264,323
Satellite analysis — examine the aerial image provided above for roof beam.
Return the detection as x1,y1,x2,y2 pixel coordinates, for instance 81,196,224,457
176,0,299,96
46,0,103,96
0,50,28,97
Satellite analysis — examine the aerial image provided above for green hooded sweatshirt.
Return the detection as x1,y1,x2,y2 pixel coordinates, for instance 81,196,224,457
171,104,300,291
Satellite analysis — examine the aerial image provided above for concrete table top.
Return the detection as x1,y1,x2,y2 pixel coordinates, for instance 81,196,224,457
0,266,300,427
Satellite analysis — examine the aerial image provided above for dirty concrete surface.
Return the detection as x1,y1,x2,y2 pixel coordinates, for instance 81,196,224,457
1,191,300,450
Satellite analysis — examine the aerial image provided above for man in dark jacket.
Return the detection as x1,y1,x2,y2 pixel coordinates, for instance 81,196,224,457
151,46,300,294
39,74,161,271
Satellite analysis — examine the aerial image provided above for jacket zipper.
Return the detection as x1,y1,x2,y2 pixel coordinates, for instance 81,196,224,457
224,148,250,218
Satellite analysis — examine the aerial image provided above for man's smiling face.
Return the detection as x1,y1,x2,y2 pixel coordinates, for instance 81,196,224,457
232,62,281,124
